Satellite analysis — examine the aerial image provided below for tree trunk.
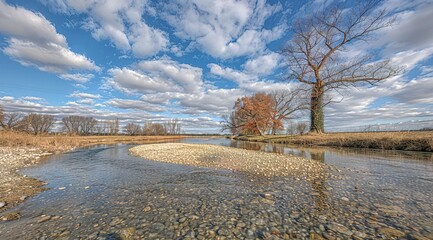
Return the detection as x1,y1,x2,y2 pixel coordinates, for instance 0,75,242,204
310,83,325,133
271,125,276,135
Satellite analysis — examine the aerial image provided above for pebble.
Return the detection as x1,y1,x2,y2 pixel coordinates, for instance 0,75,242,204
0,202,6,208
38,215,52,223
340,197,349,202
327,222,353,236
119,227,136,240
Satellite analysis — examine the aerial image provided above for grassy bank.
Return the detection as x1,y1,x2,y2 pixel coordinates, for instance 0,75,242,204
233,131,433,152
0,131,187,152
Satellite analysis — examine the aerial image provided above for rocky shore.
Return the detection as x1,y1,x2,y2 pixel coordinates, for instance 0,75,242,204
0,147,53,213
130,143,332,179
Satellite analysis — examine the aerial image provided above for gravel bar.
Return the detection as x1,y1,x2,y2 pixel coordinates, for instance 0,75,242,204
130,143,332,179
0,147,53,212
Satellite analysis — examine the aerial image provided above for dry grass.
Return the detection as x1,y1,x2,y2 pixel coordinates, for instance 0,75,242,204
234,131,433,152
0,131,187,152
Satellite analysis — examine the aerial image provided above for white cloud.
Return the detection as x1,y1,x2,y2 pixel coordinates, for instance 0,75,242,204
129,22,169,57
208,63,292,93
78,98,95,105
244,52,281,75
42,0,169,57
105,67,178,94
59,73,95,83
140,93,172,105
391,77,433,104
21,96,43,101
69,91,101,99
162,0,285,58
384,1,433,52
105,59,205,97
137,59,203,94
106,98,166,112
0,1,99,74
0,1,66,46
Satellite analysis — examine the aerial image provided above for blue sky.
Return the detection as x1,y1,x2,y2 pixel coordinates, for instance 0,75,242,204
0,0,433,133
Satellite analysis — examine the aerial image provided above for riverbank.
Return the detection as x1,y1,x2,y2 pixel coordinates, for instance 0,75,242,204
0,131,186,213
130,143,333,179
233,131,433,152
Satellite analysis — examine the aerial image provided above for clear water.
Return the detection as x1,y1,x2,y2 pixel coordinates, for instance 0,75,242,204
0,138,432,239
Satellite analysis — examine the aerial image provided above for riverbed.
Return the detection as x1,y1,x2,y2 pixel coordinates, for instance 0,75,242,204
0,138,432,239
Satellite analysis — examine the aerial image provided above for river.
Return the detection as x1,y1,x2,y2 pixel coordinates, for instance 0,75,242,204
0,138,432,239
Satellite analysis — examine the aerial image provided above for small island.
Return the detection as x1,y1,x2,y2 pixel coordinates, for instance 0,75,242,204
130,143,332,178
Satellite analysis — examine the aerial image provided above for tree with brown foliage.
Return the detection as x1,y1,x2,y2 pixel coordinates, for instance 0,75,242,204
223,92,277,136
283,0,399,133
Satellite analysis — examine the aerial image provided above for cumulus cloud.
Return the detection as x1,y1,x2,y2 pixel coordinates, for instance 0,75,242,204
137,59,204,94
0,1,99,74
162,0,285,58
42,0,169,57
244,52,281,75
59,73,95,83
105,59,205,96
105,67,178,94
106,98,166,112
208,63,292,93
69,91,101,99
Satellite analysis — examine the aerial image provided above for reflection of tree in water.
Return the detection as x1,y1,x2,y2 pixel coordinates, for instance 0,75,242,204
310,150,325,162
230,140,262,151
308,149,330,214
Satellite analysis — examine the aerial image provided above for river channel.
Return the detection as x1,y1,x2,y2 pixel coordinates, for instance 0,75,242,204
0,138,432,239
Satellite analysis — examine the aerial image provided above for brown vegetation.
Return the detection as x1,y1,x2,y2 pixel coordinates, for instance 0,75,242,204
223,91,305,136
234,131,433,152
0,130,187,152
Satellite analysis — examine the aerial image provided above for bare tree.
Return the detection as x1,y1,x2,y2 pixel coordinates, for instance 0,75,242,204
108,119,119,135
0,105,3,126
80,117,97,135
124,123,142,136
23,114,56,135
164,119,182,135
286,121,295,135
62,116,81,135
269,89,308,135
62,116,97,135
283,0,399,133
0,112,25,130
296,122,308,135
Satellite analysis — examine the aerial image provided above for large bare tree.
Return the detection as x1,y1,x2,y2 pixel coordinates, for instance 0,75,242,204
283,0,399,133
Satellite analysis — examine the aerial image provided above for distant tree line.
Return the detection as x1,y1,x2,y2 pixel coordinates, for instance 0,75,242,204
124,119,182,136
0,106,182,136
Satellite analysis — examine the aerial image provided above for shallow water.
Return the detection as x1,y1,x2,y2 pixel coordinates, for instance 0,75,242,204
0,138,432,239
